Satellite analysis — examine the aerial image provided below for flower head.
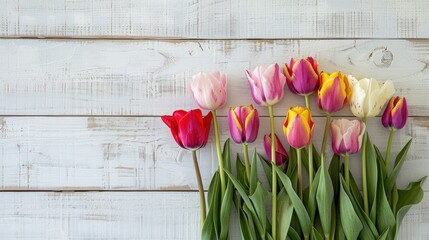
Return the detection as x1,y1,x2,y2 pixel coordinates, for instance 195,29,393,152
330,119,366,155
381,96,408,130
190,71,227,110
318,72,352,113
263,134,288,165
246,64,286,106
283,106,314,149
228,105,259,144
284,57,319,95
161,109,212,150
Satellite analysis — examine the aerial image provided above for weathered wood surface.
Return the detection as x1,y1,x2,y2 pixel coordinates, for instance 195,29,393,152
0,116,427,191
0,39,428,116
1,0,428,39
0,191,426,240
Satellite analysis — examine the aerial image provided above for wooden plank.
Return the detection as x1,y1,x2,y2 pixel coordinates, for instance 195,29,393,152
1,0,428,38
0,116,427,191
0,191,426,239
0,39,428,116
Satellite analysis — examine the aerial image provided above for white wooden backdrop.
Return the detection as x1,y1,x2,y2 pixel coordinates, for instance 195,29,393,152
0,0,429,239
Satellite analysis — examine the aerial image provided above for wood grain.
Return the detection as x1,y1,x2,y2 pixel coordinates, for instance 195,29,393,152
0,39,428,116
1,0,428,39
0,191,425,240
0,116,427,191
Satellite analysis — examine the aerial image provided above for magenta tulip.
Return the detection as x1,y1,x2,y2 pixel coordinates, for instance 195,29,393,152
161,109,213,150
382,96,408,130
284,57,319,95
263,134,288,165
190,71,227,110
228,105,259,144
330,119,366,155
245,64,286,106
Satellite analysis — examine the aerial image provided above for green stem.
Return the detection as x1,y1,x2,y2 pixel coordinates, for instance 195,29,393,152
192,150,206,227
304,94,311,109
385,128,395,174
211,110,226,198
344,154,350,190
268,105,277,240
242,143,251,181
362,132,369,215
297,148,303,200
321,113,331,156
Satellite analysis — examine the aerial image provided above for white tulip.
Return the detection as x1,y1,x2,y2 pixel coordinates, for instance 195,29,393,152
348,75,395,118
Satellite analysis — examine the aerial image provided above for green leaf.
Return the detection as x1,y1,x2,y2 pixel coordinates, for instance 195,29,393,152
328,154,340,198
222,139,231,172
375,156,395,240
365,134,378,223
312,227,324,240
236,154,248,188
374,145,386,179
276,189,293,240
238,208,254,240
243,204,258,239
202,172,220,240
224,170,264,236
385,139,412,194
249,183,269,233
339,177,363,240
274,165,311,239
349,170,364,208
395,176,426,237
220,179,233,240
288,226,302,240
377,227,390,240
250,150,258,195
258,153,273,189
308,167,322,223
312,144,322,171
316,158,334,239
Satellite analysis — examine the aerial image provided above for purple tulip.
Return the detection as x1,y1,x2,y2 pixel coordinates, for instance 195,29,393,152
284,57,319,95
263,134,288,165
245,64,286,107
382,97,408,130
330,119,366,155
228,105,259,144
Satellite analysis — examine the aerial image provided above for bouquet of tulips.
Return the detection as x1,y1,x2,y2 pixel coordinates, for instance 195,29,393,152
161,58,425,240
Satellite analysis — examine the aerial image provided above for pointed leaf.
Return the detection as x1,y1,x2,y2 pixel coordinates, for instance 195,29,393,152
274,165,311,238
249,183,269,233
339,177,363,240
385,139,412,193
316,158,334,239
238,208,254,240
250,150,258,195
328,154,341,198
288,226,301,240
222,139,232,171
258,153,273,189
312,227,324,240
377,227,390,240
236,154,248,188
276,189,293,240
308,167,322,223
365,134,378,223
220,179,233,239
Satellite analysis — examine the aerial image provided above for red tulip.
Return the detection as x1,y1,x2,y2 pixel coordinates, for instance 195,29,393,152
382,96,408,130
263,134,289,165
161,109,212,150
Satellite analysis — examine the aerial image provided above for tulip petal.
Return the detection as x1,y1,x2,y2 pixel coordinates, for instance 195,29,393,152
228,108,244,144
177,110,206,150
246,69,266,106
391,97,408,129
285,115,311,149
161,115,184,148
202,111,213,147
244,109,259,143
367,80,395,117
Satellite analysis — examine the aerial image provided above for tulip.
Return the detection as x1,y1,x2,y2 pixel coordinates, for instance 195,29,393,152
318,72,352,113
228,105,259,144
161,109,212,150
190,71,227,111
348,75,395,118
161,109,212,226
382,96,408,130
283,106,314,149
263,134,288,166
284,57,319,95
245,64,286,107
330,119,366,155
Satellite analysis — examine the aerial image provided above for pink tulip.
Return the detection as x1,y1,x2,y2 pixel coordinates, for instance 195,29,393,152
228,105,259,144
382,96,408,130
245,64,286,107
190,71,227,110
283,106,314,149
263,134,288,165
284,57,319,95
330,119,366,155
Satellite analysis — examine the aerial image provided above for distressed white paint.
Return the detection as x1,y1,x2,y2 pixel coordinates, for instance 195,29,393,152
0,0,428,38
0,191,425,240
0,116,427,191
0,39,428,116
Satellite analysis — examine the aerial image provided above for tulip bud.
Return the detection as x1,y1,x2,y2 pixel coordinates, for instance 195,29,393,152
330,119,366,155
283,106,314,149
381,97,408,130
227,105,259,144
284,57,319,95
263,134,288,165
190,71,227,110
245,64,286,107
318,72,352,113
161,109,213,150
348,75,395,118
